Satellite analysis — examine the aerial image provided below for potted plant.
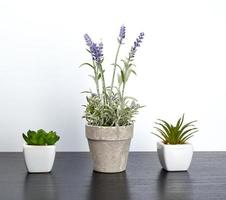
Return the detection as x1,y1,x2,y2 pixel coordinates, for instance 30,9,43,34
152,114,198,171
22,129,60,173
80,26,144,173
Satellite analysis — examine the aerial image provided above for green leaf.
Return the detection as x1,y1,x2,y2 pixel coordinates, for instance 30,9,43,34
37,136,46,145
81,91,92,94
120,70,125,83
118,74,122,86
153,127,168,140
155,122,171,137
151,132,165,142
27,130,36,137
88,75,96,81
37,129,47,135
22,134,29,144
111,63,123,71
131,70,136,75
179,127,198,140
79,63,94,69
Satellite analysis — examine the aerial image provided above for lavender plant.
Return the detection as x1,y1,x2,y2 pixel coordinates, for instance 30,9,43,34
81,26,144,126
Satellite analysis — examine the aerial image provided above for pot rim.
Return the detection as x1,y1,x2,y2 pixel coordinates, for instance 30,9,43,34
85,124,134,129
23,144,56,148
157,141,192,147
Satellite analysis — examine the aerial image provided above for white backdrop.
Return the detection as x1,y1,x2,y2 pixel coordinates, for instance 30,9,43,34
0,0,226,151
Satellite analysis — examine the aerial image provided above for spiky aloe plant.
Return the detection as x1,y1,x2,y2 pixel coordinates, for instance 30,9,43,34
152,114,198,144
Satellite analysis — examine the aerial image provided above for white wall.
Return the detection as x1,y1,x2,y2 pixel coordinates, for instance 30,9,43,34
0,0,226,151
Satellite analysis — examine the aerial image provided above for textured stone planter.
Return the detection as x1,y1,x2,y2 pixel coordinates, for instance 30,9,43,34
157,142,193,171
23,144,56,173
85,125,133,173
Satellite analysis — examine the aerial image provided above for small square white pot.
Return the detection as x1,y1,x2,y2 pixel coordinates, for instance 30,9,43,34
23,144,56,173
157,142,193,171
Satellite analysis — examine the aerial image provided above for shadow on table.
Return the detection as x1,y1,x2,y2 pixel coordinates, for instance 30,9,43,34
86,171,130,200
157,169,193,200
23,173,59,200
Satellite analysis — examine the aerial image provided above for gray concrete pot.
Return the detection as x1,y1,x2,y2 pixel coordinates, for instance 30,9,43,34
85,124,133,173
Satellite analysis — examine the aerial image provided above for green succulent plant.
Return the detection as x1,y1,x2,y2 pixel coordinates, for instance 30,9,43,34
152,114,198,144
22,129,60,145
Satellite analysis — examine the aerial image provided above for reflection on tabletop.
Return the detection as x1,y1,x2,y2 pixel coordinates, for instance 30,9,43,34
23,173,58,200
86,171,130,200
157,169,193,200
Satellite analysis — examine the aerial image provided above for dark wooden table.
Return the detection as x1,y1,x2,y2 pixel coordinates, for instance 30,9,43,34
0,152,225,200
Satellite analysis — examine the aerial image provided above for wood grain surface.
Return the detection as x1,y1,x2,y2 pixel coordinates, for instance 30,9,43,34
0,152,225,200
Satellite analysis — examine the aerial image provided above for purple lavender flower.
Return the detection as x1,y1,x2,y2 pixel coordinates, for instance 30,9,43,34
84,34,93,47
118,25,126,44
91,42,103,63
84,34,103,64
129,32,144,58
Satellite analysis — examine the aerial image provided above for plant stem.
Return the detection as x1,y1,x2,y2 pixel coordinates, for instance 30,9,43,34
98,63,107,104
110,42,121,96
121,56,131,98
122,83,126,98
93,61,100,97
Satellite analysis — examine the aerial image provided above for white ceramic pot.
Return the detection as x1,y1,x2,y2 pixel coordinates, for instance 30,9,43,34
86,125,133,173
23,144,56,173
157,142,193,171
